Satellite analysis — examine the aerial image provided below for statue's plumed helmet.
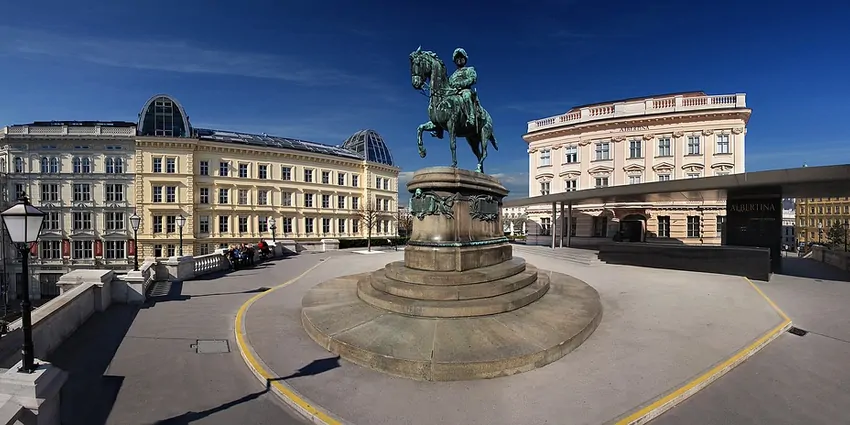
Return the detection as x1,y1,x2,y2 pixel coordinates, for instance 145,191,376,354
453,48,468,61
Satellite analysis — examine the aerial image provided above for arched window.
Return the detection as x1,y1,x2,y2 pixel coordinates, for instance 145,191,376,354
106,157,124,173
14,157,24,173
50,157,59,173
41,157,50,173
81,157,91,173
72,157,82,173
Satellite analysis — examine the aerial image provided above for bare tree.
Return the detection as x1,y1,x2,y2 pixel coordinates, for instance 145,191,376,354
397,208,413,237
357,197,380,252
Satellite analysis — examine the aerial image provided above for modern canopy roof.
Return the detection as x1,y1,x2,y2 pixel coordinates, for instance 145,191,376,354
503,164,850,207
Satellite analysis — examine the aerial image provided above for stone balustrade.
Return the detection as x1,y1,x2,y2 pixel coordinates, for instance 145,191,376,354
810,245,850,272
527,93,747,132
194,253,231,276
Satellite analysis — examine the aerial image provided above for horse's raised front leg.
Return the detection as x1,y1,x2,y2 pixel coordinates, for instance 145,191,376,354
417,121,437,158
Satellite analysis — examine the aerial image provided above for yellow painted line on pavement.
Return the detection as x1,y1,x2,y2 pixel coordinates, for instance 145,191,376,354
234,258,343,425
615,277,792,425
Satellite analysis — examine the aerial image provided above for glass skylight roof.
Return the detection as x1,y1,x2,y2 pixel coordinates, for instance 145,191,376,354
340,129,395,166
194,128,364,161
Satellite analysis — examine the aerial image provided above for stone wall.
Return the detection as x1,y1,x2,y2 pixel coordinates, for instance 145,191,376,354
810,246,850,272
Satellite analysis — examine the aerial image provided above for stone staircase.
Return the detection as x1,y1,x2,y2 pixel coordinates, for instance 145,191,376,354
512,244,602,266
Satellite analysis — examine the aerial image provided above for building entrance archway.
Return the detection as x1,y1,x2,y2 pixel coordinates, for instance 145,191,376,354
619,213,647,242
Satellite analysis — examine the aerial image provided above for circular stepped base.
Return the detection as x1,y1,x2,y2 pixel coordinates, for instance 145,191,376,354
373,264,540,301
301,266,603,381
359,268,549,317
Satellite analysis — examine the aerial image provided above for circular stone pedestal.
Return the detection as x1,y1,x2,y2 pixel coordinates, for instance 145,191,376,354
300,167,602,381
301,260,602,381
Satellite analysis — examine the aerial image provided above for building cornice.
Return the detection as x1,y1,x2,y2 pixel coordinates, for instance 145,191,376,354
522,109,752,144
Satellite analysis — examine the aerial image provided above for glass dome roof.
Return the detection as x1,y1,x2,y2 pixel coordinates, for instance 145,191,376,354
340,129,394,166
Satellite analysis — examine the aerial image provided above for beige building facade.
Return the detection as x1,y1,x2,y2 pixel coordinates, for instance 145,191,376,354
0,94,399,299
524,92,751,245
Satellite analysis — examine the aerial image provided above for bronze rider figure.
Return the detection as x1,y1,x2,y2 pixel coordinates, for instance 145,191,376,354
448,48,478,128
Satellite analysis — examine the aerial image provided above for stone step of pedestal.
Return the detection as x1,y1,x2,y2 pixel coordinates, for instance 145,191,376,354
357,272,550,318
371,265,539,301
301,267,603,381
384,257,527,285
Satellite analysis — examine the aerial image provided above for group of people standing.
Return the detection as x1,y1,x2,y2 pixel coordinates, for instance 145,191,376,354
225,240,273,269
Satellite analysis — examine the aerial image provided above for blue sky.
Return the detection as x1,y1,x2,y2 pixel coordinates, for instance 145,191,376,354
1,0,848,200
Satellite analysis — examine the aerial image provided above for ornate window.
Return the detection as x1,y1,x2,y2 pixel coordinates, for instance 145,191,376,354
73,157,92,173
106,157,124,173
40,157,59,173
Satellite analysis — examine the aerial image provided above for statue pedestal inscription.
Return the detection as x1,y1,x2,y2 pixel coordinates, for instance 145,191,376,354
300,169,603,381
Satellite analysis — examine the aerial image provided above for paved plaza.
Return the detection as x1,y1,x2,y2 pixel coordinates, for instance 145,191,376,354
50,254,328,425
43,247,850,424
240,246,784,425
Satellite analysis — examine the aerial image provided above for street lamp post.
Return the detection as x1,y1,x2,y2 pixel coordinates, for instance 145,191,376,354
129,212,141,271
1,194,46,373
817,222,823,244
268,217,277,243
176,214,186,256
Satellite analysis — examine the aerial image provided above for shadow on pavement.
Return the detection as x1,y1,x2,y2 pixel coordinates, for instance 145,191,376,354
778,257,850,282
268,355,341,383
144,281,271,306
50,303,140,425
153,356,340,425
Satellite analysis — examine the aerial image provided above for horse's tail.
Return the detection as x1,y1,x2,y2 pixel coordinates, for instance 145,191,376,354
488,133,499,151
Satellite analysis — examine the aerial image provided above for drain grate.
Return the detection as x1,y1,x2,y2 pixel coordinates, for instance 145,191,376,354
193,339,231,354
788,327,809,337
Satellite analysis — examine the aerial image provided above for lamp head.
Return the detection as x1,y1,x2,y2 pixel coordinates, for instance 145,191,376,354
0,194,45,244
268,216,276,228
176,214,186,229
129,212,141,231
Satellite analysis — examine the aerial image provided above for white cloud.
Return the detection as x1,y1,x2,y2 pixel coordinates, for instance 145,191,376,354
0,26,387,89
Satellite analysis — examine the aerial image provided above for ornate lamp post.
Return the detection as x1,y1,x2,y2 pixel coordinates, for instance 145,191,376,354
817,221,823,244
268,217,277,243
176,214,186,256
1,194,45,373
129,212,141,271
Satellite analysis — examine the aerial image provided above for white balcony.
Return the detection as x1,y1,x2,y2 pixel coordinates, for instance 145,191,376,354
526,93,747,133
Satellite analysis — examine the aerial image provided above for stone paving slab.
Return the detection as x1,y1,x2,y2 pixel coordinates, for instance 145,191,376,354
652,257,850,424
51,255,333,425
243,249,786,425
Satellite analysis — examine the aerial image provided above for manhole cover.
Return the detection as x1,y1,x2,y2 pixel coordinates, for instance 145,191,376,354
788,327,808,337
194,339,231,354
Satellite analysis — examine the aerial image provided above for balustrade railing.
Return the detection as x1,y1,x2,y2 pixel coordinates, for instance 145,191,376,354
527,93,747,132
193,253,231,277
